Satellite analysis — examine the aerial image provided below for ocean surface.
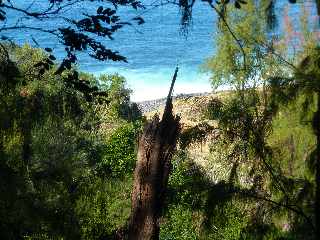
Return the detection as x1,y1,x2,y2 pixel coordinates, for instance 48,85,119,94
3,1,319,101
4,1,217,101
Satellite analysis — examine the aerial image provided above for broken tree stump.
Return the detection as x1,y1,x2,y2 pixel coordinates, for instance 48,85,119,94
128,67,180,240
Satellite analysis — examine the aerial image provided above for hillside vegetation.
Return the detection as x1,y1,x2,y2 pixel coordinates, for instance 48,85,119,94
155,91,316,239
1,0,320,239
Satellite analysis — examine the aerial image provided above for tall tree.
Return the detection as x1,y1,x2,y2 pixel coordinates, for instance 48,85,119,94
204,0,317,236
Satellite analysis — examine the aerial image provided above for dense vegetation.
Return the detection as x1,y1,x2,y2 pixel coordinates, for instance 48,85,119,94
0,44,142,239
159,2,319,239
0,1,319,240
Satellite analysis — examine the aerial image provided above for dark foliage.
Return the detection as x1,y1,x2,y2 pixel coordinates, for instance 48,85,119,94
0,0,145,96
179,122,215,150
0,44,142,239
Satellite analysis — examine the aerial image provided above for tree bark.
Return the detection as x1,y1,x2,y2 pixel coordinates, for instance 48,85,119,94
128,68,180,240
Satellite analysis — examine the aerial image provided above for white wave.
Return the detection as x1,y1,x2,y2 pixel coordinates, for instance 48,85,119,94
95,66,213,101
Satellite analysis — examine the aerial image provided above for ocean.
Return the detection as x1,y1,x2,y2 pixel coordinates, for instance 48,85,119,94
3,1,319,101
4,1,216,101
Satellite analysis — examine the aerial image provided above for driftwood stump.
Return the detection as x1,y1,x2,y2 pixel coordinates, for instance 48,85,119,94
128,68,180,240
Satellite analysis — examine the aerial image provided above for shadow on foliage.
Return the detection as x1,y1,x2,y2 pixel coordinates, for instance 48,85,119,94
165,149,315,239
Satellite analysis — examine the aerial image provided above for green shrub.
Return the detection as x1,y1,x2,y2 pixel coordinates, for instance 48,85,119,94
160,204,199,240
165,153,248,240
0,44,138,239
205,201,247,240
98,122,141,177
76,177,132,240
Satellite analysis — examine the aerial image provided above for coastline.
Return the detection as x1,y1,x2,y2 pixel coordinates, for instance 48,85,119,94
136,92,212,114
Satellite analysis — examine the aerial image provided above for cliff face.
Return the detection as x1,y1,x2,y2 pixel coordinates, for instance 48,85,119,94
139,91,226,183
137,92,211,116
139,91,231,129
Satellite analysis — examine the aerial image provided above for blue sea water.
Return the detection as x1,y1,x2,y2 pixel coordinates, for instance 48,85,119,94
4,1,217,101
3,1,319,101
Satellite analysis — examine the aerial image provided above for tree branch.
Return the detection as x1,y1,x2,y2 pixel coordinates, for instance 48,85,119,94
0,26,59,37
242,190,315,231
205,1,247,72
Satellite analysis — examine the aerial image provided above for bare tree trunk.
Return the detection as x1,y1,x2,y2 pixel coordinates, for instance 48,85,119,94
128,68,180,240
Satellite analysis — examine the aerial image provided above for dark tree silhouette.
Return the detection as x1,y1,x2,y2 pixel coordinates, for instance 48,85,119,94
0,0,145,97
0,0,144,65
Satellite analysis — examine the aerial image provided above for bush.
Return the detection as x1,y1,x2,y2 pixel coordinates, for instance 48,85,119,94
160,204,199,240
75,177,132,240
0,45,138,239
98,122,141,177
163,152,248,240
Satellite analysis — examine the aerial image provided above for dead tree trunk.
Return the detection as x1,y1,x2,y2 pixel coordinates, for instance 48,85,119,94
128,67,180,240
